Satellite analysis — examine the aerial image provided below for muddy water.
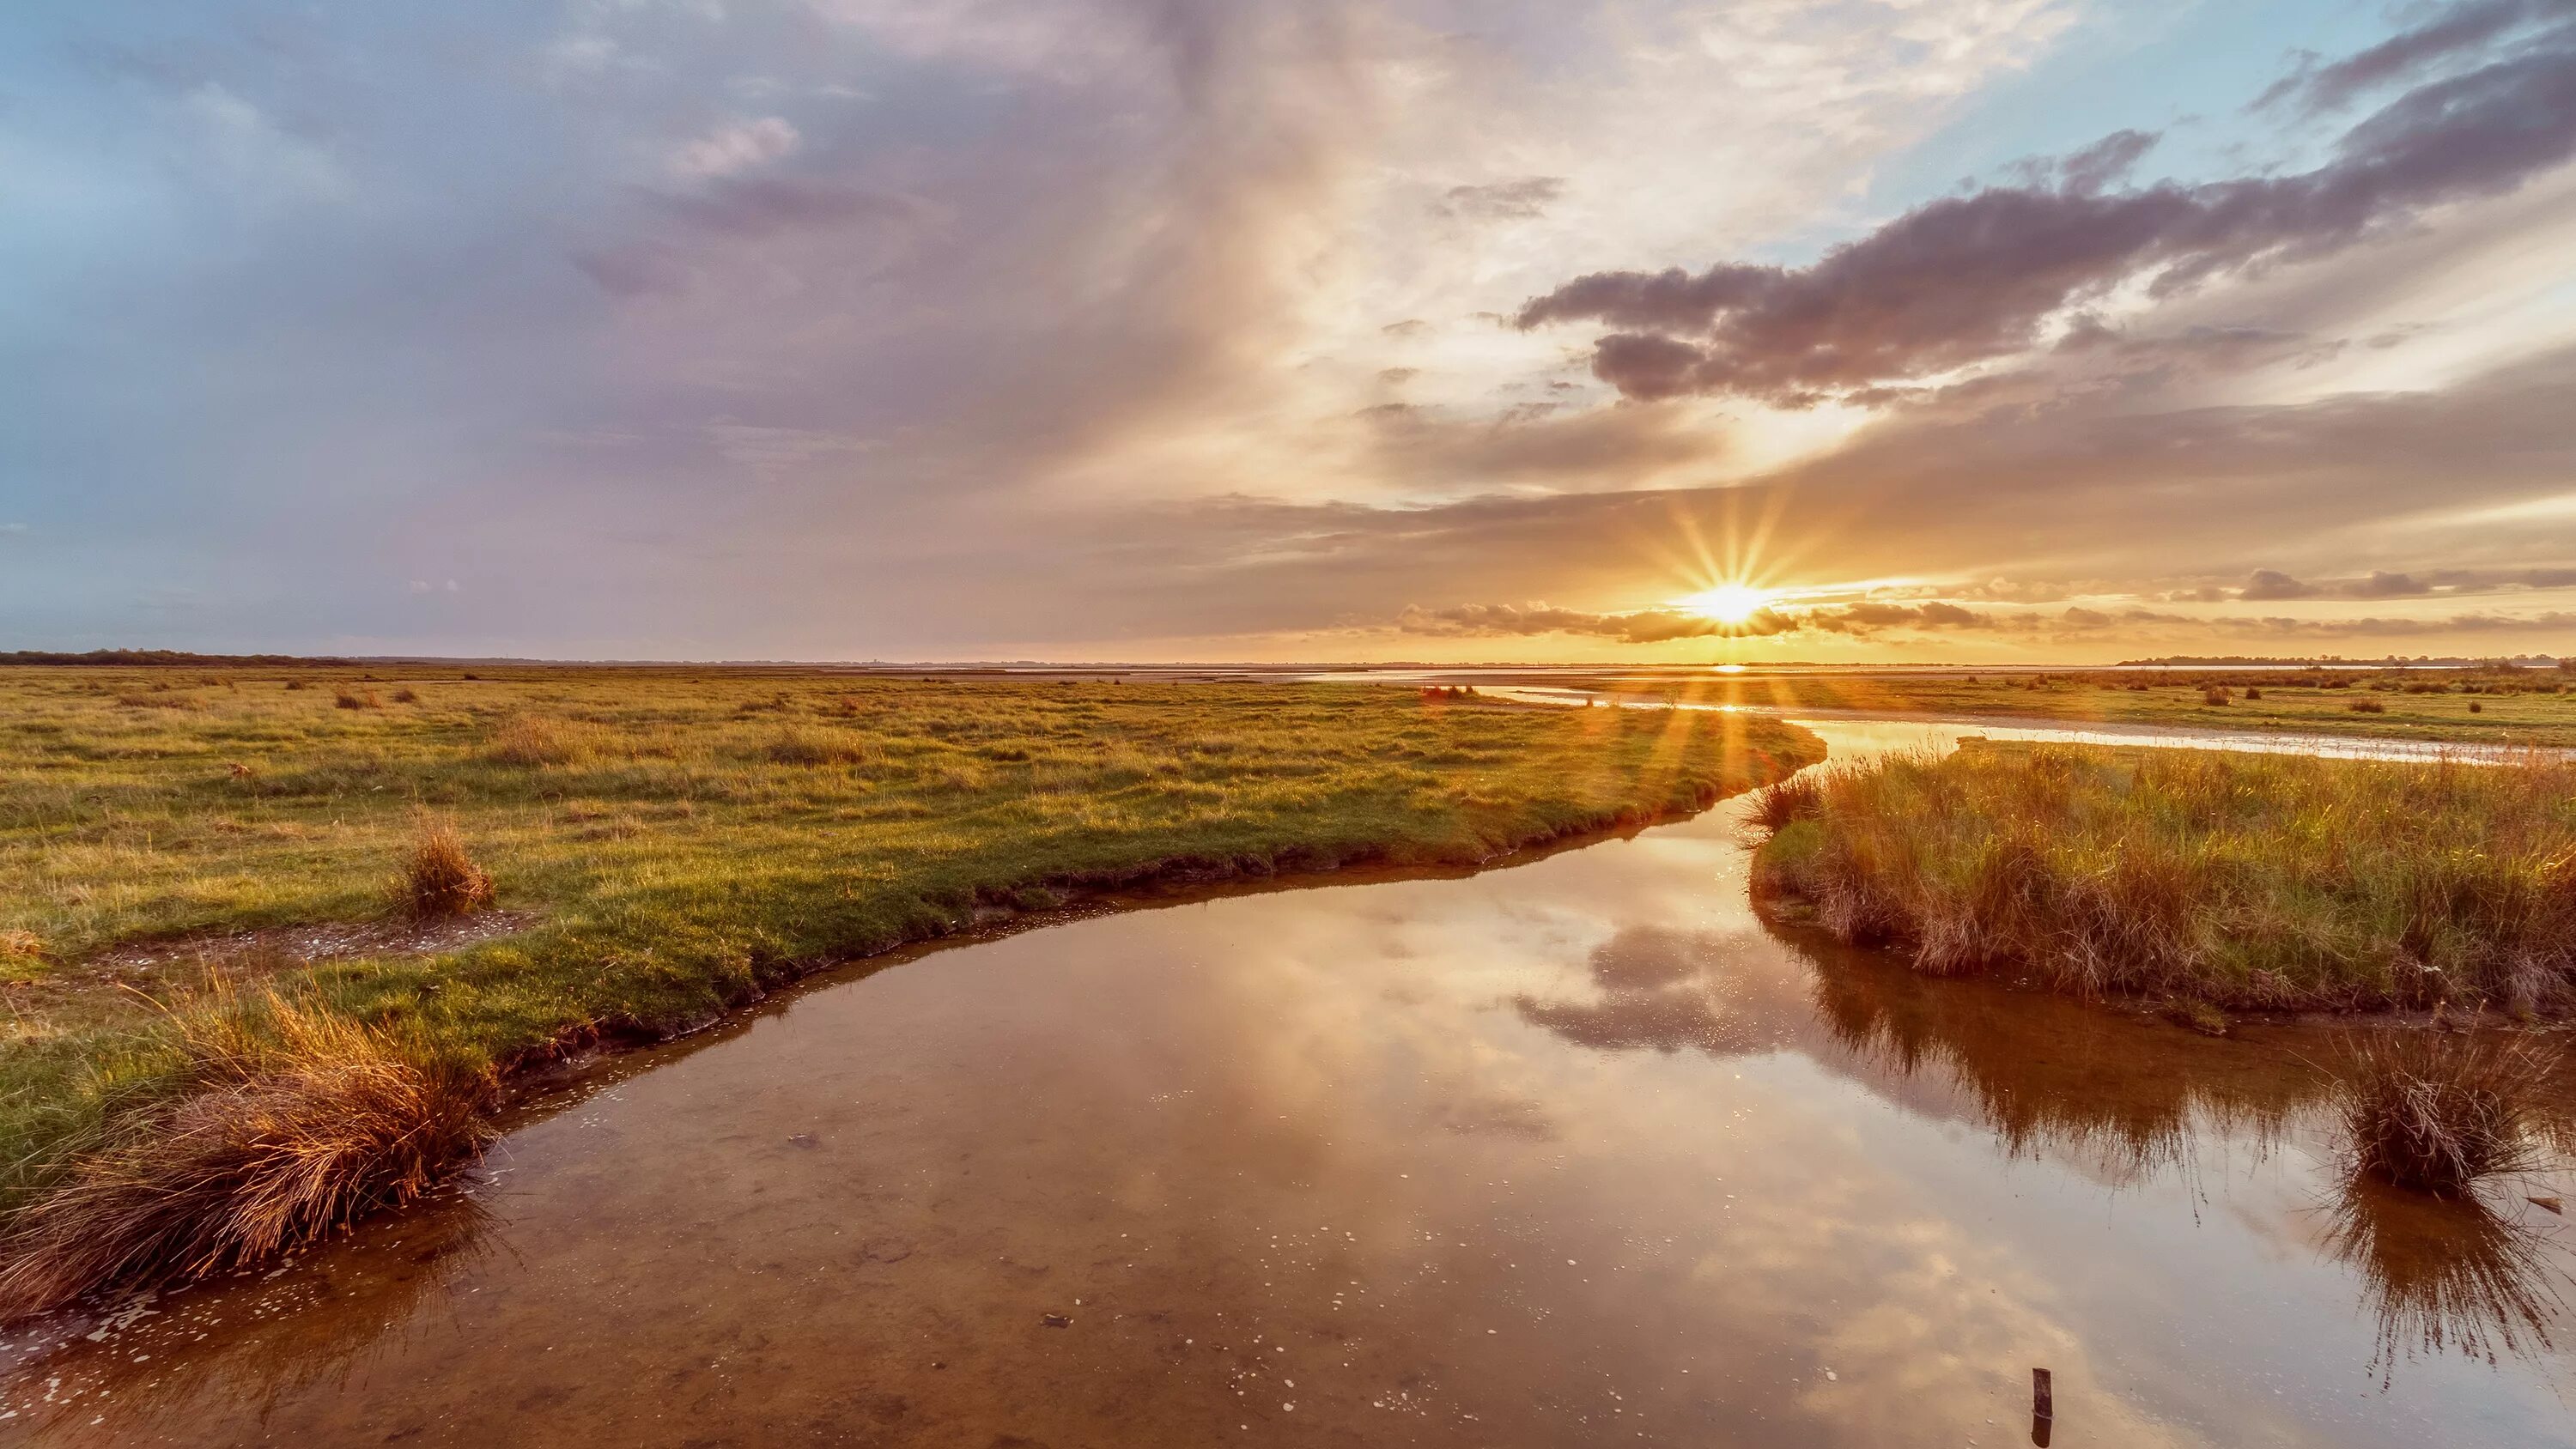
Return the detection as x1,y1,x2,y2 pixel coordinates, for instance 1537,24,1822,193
6,722,2575,1447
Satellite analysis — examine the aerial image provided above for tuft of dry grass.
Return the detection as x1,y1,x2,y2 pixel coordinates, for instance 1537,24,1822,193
401,820,494,918
334,689,381,711
2352,698,2388,713
1747,773,1826,833
391,688,419,705
2202,685,2231,706
2333,1030,2549,1197
0,986,493,1320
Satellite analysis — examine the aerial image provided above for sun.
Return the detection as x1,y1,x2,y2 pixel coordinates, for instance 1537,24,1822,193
1676,583,1774,625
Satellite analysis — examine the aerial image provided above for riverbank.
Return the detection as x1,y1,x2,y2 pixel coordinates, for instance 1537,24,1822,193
0,668,1822,1318
1748,738,2576,1017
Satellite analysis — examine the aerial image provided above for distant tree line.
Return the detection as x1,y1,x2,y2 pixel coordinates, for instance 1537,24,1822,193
2119,654,2566,669
0,649,355,667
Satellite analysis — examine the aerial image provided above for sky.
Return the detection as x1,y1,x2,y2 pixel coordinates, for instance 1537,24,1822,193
4,0,2576,664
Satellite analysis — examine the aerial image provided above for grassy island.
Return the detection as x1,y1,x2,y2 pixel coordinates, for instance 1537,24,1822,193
1751,740,2576,1016
0,667,1820,1315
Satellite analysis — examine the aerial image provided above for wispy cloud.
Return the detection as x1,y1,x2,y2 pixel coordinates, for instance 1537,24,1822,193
667,117,800,179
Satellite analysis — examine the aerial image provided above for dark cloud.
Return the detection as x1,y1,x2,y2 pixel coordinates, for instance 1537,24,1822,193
2239,568,2320,601
2055,129,2159,195
2254,1,2554,116
2219,610,2576,639
1437,176,1564,221
2243,567,2576,602
2430,567,2576,591
2346,569,2432,598
1518,27,2576,402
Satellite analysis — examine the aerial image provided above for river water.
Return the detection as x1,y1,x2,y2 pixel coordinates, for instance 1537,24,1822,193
3,721,2571,1446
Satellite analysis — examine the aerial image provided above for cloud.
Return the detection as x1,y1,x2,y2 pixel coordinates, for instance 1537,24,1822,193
668,117,801,179
1437,177,1564,221
2245,569,2437,600
2218,610,2576,639
2053,129,2159,195
2238,568,2319,601
1517,24,2576,402
2254,1,2552,116
2345,569,2432,598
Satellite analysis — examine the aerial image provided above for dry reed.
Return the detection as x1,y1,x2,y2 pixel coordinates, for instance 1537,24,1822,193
2333,1030,2548,1196
0,987,494,1319
402,819,494,917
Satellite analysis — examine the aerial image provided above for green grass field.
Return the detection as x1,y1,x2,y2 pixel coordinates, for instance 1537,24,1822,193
0,666,1820,1310
1749,739,2576,1016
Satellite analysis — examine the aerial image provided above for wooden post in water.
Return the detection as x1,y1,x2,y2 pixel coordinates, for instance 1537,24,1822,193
2031,1366,2054,1447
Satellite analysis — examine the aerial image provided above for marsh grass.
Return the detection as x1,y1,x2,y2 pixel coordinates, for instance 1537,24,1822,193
0,983,494,1319
482,713,592,766
759,725,867,767
401,819,495,919
0,930,43,986
0,667,1820,1310
2333,1030,2549,1196
1747,774,1825,832
1750,743,2576,1011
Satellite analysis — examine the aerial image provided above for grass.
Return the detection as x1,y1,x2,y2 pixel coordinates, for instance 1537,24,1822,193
0,984,493,1316
401,817,495,918
0,666,1819,1313
2333,1030,2549,1197
1565,662,2576,746
1748,740,2576,1013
